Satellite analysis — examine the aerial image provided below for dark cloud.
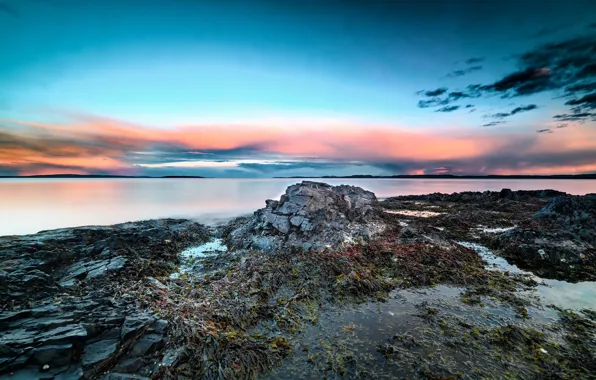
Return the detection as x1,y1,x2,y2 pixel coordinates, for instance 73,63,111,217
556,123,569,129
553,112,596,122
423,87,448,97
490,112,511,119
465,57,484,64
482,121,505,127
537,129,553,133
435,105,460,113
566,81,596,93
482,67,553,95
448,70,466,78
565,92,596,110
417,98,449,108
465,104,474,108
447,91,473,101
416,90,479,109
486,104,539,120
510,104,539,115
447,65,482,78
418,32,596,122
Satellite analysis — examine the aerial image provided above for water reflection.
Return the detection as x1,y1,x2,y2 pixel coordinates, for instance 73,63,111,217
1,178,595,236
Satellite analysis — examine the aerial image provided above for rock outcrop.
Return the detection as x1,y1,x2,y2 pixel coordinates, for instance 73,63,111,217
225,181,386,252
490,194,596,281
0,219,210,379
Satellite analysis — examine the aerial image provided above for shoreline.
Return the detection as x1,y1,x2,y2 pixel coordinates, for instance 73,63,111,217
1,182,595,379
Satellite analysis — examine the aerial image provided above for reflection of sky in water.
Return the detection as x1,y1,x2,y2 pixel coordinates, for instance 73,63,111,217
459,242,596,311
2,178,596,236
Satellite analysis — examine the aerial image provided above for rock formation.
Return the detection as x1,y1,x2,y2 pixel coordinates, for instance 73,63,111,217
225,181,386,252
0,219,210,379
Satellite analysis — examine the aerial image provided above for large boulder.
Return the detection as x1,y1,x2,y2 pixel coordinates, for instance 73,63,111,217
226,181,386,252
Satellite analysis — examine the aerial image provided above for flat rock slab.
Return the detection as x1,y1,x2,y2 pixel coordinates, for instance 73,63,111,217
82,339,119,367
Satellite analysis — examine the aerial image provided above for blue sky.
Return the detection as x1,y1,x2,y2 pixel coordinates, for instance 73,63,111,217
1,0,596,176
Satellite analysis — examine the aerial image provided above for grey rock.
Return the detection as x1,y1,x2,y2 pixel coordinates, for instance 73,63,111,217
152,319,168,334
36,324,87,345
0,310,30,323
30,305,60,317
30,344,73,367
101,373,150,380
81,339,119,367
289,215,305,227
3,367,44,380
227,181,386,253
271,216,291,234
121,315,153,341
59,280,78,290
54,364,84,380
160,347,184,367
11,316,75,330
112,357,144,373
129,333,164,357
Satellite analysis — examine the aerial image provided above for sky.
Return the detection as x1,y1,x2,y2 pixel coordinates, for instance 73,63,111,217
1,0,596,177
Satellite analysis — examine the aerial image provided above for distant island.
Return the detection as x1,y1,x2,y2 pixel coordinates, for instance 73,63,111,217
0,174,205,179
274,174,596,180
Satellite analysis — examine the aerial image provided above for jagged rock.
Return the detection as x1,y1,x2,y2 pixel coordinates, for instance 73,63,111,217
226,181,386,252
82,339,119,367
61,256,128,282
121,315,154,341
112,358,144,373
129,333,164,357
101,373,151,380
29,344,73,367
151,320,168,334
487,194,596,281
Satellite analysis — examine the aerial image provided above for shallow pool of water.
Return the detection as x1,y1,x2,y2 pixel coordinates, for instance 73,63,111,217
458,241,596,311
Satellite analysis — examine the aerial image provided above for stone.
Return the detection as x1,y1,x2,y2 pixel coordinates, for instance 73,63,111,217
226,181,386,253
0,310,30,323
271,216,291,234
129,333,164,357
54,364,84,380
289,215,305,227
121,315,153,341
81,339,119,367
160,347,184,367
36,324,88,345
152,319,168,334
112,357,144,373
102,373,150,380
30,305,60,317
30,344,73,367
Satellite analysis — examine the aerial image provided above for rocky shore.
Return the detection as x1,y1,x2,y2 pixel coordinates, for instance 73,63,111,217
1,181,595,379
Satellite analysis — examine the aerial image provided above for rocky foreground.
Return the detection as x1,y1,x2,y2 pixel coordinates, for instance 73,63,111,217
1,181,595,379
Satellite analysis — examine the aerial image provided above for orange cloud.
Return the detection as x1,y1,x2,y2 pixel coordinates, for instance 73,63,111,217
2,113,596,176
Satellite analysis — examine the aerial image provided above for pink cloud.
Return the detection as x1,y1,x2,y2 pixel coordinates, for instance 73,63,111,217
2,112,596,176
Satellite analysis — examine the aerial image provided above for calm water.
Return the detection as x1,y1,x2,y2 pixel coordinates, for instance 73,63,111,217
1,178,595,236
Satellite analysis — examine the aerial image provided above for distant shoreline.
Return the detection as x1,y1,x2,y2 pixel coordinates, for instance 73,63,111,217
0,174,205,179
1,173,595,180
274,174,596,180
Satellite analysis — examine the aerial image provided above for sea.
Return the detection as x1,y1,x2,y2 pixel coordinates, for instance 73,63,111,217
1,177,595,236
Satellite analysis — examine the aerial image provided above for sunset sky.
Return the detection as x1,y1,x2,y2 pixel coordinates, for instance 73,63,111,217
1,0,596,177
